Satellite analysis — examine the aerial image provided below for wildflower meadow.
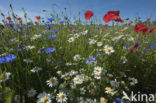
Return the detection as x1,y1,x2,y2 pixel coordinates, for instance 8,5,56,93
0,3,156,103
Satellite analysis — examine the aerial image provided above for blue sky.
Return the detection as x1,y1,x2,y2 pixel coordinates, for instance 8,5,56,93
0,0,156,24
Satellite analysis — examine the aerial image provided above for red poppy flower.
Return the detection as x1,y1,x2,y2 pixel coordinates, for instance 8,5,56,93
35,16,40,20
147,18,150,21
103,11,123,23
18,18,22,21
134,24,154,34
34,21,38,24
6,17,11,21
84,10,94,20
130,44,139,52
18,19,22,23
128,21,133,25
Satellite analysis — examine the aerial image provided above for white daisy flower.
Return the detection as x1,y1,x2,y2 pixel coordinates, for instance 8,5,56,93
27,88,37,98
81,30,88,35
68,37,75,42
37,92,52,103
31,34,42,40
57,71,62,75
69,70,78,77
100,97,107,103
46,77,58,87
73,33,80,38
73,75,84,85
97,42,103,47
105,87,115,95
30,66,42,73
56,92,67,103
25,45,35,50
23,59,33,63
94,66,103,75
73,54,81,61
89,39,97,45
65,62,72,66
0,72,11,83
94,74,101,79
120,56,128,64
104,46,115,55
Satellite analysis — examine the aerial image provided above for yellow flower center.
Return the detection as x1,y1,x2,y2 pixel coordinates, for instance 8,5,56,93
42,97,48,103
121,81,125,85
91,40,95,43
34,66,38,70
0,75,5,80
29,91,33,95
50,78,54,83
96,69,100,72
101,97,106,102
26,59,30,62
107,88,112,92
59,94,64,99
106,48,111,52
58,71,62,74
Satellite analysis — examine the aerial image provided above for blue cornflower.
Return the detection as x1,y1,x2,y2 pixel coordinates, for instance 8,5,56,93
60,21,64,24
136,41,141,45
64,17,68,20
87,34,93,37
115,98,123,103
120,38,123,40
47,17,55,22
151,46,156,49
27,25,32,28
42,32,47,35
144,49,149,51
96,27,100,30
48,35,56,39
113,30,116,33
86,56,97,65
154,38,156,42
147,43,154,47
111,42,115,45
53,30,59,34
0,57,6,63
0,54,16,63
45,48,55,53
46,24,52,30
56,40,59,42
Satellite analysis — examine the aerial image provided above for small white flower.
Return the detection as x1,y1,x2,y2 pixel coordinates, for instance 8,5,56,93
89,39,97,45
46,77,58,87
94,74,101,79
120,56,127,64
73,75,84,85
0,72,11,83
23,59,33,63
25,45,35,50
97,42,103,47
81,30,88,35
73,33,80,38
68,37,75,42
105,87,115,95
69,70,78,77
73,54,81,61
31,66,42,73
104,46,115,55
27,88,37,98
37,92,52,103
94,66,103,75
56,92,67,103
31,34,42,40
